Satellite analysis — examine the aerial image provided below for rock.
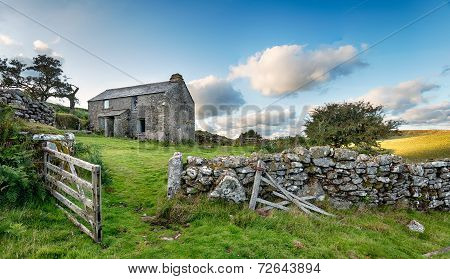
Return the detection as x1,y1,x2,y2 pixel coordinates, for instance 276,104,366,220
334,148,358,161
186,167,197,179
349,190,367,196
236,166,255,174
377,177,390,183
357,154,370,161
376,154,393,165
336,161,356,169
309,146,332,159
292,146,311,163
352,177,363,184
330,198,352,210
407,220,424,233
284,153,301,162
431,161,447,168
312,157,335,167
339,183,357,191
187,156,204,166
167,152,183,198
412,176,428,187
209,174,246,203
367,167,377,175
199,165,212,176
299,178,325,200
408,164,424,176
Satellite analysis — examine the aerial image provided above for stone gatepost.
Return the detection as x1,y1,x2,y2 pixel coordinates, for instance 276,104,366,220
167,152,183,198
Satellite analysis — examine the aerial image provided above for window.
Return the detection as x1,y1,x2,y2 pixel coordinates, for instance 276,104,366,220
139,119,145,133
131,96,137,110
103,100,110,109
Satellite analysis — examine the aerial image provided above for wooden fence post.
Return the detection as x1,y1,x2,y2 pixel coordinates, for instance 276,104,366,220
92,165,102,243
43,152,48,179
249,160,263,210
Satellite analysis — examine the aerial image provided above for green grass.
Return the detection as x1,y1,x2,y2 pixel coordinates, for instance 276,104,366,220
1,135,449,258
380,130,450,161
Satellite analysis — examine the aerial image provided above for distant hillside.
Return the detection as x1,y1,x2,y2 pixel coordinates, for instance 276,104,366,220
195,130,233,145
381,130,450,161
47,103,89,130
47,103,89,121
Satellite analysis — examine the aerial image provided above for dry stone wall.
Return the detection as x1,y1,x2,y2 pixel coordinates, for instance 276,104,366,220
0,89,55,125
169,146,450,211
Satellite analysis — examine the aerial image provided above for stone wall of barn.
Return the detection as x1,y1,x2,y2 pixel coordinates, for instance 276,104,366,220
0,89,55,125
168,146,450,211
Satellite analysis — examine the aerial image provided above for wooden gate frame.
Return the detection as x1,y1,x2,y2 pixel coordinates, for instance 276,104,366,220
43,147,102,242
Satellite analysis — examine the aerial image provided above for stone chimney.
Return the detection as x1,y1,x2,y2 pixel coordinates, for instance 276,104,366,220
170,73,184,82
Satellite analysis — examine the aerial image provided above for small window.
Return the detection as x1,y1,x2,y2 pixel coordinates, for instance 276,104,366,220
103,100,110,109
132,96,137,110
139,119,145,133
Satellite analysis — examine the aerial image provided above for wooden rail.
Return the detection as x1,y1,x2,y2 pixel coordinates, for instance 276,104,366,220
43,147,102,242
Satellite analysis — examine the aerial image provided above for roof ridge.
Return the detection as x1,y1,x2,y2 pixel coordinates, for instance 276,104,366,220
104,80,172,92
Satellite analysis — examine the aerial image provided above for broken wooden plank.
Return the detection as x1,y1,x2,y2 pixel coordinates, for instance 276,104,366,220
259,200,291,211
283,191,334,216
272,190,333,216
264,173,311,214
249,160,263,210
256,198,290,211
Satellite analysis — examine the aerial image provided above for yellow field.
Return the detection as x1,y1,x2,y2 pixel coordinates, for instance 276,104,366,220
380,130,450,161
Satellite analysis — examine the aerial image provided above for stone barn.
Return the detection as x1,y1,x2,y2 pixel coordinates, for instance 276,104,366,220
88,73,195,142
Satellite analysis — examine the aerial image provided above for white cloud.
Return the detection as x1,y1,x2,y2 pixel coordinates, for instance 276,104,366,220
359,80,439,114
32,39,64,62
197,105,312,139
0,34,18,46
33,40,51,54
228,44,366,96
188,75,245,119
392,102,450,126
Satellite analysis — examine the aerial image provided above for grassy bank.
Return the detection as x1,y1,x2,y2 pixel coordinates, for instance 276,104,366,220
1,135,449,259
380,130,450,161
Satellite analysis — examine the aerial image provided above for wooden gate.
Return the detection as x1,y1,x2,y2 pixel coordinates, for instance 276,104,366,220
43,147,102,242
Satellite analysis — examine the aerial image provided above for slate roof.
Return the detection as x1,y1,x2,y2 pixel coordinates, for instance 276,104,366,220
88,81,177,102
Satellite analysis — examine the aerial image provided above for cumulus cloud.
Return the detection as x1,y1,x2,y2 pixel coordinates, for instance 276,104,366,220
359,80,439,114
197,105,312,139
188,75,245,119
392,102,450,126
0,34,18,46
441,65,450,76
228,44,366,96
32,39,64,62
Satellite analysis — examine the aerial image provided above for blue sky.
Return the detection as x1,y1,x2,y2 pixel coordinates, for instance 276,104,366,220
0,0,449,137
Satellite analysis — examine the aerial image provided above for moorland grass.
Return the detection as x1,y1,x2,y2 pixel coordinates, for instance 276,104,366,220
380,130,450,161
1,134,449,258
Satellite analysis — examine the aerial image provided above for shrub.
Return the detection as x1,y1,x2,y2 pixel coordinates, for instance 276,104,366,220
74,142,112,186
55,113,81,130
0,104,46,206
304,101,402,150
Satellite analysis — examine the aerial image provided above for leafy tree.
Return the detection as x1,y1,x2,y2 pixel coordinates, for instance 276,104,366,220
0,55,79,109
237,129,263,145
304,101,402,150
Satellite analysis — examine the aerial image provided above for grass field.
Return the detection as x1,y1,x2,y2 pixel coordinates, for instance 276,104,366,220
380,130,450,161
1,134,450,259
